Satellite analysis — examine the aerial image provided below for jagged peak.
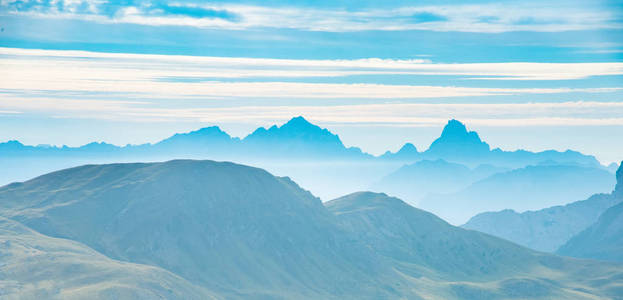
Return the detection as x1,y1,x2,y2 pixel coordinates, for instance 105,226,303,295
440,119,469,137
283,116,313,128
425,119,490,154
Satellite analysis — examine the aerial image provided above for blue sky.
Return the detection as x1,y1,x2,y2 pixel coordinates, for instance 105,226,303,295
1,0,623,163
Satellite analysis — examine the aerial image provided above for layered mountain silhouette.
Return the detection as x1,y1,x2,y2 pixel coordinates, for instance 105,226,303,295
463,162,623,252
371,159,507,203
420,164,616,224
1,117,611,206
557,162,623,262
1,161,622,299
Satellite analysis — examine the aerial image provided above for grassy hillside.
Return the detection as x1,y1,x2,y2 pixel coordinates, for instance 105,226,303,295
0,217,215,300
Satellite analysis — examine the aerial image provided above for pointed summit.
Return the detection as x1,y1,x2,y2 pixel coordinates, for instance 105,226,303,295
282,116,314,129
424,119,490,159
440,119,469,137
156,126,236,149
242,116,367,158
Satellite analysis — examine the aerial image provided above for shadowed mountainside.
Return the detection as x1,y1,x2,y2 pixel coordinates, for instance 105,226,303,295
557,162,623,262
0,217,216,300
463,161,623,252
1,161,621,299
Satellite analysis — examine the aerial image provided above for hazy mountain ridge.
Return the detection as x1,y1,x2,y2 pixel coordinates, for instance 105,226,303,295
557,162,623,262
1,161,622,299
420,164,616,224
370,159,508,203
463,162,623,253
1,118,608,203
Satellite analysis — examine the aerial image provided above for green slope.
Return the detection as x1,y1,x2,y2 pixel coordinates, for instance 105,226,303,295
326,192,623,299
0,160,399,299
0,217,215,300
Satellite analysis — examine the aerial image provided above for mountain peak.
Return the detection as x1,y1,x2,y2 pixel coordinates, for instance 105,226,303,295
425,119,490,157
283,116,313,128
398,143,418,154
440,119,469,137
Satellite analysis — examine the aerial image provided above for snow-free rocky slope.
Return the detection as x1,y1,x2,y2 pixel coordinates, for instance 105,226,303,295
1,160,622,299
557,162,623,262
464,161,623,252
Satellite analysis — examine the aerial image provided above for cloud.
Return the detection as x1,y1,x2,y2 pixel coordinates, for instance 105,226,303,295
1,1,620,33
3,48,623,82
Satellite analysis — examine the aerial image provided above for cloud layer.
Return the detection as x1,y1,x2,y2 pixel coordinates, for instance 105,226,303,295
2,0,621,33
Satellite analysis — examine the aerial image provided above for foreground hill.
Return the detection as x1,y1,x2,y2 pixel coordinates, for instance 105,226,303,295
1,160,622,299
0,217,215,300
326,192,623,299
557,163,623,262
420,164,615,224
0,160,393,299
463,161,623,252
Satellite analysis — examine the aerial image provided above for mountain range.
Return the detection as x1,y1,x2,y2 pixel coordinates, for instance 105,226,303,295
0,117,611,203
419,164,616,224
557,163,623,262
370,159,508,203
463,162,623,254
1,160,622,299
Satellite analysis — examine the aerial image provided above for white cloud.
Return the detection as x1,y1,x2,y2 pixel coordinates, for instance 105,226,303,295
2,1,621,33
1,47,622,128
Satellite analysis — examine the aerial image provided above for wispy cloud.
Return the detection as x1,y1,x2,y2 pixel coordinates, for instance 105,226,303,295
1,1,620,33
0,49,617,106
1,47,621,129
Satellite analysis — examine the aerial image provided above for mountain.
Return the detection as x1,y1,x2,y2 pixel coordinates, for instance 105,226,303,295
420,164,616,224
463,193,621,252
463,161,623,253
242,116,367,159
0,117,608,201
418,120,602,168
371,159,508,203
557,162,623,262
380,142,420,161
1,161,622,299
423,119,490,160
0,217,216,299
326,192,623,299
153,126,239,156
0,160,398,299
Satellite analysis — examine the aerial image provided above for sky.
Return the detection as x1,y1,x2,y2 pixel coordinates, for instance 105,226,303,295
1,0,623,164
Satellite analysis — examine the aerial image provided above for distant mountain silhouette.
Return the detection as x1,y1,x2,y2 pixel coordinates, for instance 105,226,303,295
242,116,367,158
420,164,616,224
424,119,490,159
371,159,507,203
557,162,623,262
0,117,609,203
380,142,419,160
